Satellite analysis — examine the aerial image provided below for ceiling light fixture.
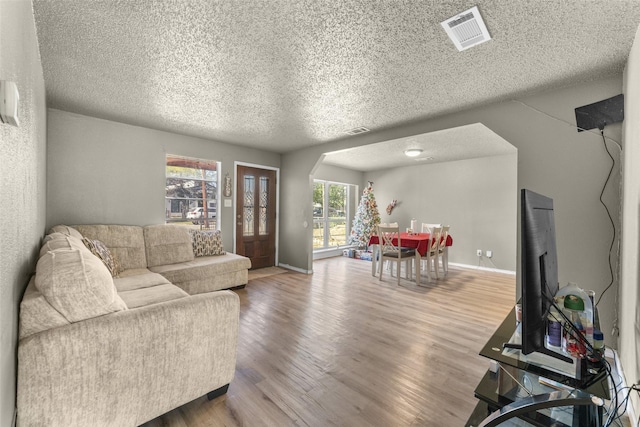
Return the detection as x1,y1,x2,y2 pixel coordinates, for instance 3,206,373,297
404,149,423,157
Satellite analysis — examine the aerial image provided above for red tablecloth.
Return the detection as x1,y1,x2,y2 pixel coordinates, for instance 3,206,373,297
368,232,453,257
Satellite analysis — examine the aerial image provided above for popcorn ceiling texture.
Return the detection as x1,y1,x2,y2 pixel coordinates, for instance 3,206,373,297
32,0,640,153
322,123,516,172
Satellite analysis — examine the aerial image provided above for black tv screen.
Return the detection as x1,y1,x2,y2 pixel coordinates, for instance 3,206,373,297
505,189,571,363
521,189,558,353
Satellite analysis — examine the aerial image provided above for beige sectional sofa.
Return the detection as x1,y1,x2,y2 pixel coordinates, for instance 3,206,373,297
76,224,251,294
17,224,251,426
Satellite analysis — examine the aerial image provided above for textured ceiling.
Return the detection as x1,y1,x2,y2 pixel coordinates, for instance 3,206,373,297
33,0,640,156
322,123,516,172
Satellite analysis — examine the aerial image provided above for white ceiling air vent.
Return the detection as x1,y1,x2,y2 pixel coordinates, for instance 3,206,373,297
441,6,491,51
344,126,370,136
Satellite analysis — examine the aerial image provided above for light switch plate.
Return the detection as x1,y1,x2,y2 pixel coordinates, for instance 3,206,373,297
0,80,20,127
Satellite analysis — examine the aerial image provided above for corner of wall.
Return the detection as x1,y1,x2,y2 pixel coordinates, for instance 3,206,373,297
618,21,640,420
0,1,48,426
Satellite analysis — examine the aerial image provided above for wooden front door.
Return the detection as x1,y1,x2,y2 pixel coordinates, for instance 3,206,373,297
235,165,277,269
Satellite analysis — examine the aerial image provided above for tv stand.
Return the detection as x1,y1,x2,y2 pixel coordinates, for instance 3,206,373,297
502,342,574,364
465,307,610,427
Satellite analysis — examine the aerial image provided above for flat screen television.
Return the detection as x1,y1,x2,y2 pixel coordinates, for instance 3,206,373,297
504,189,572,363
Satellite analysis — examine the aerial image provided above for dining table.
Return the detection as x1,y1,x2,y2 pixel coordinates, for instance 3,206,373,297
368,232,453,284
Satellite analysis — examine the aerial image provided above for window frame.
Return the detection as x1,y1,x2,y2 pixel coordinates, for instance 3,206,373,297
165,154,221,230
312,179,352,251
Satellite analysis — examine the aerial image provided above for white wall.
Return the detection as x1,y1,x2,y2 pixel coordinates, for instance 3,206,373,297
366,154,518,270
0,1,47,425
46,109,280,251
620,24,640,412
313,163,364,186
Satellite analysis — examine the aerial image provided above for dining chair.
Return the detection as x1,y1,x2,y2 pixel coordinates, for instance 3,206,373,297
421,223,442,234
420,223,441,272
423,226,442,280
437,225,451,275
380,222,409,271
378,223,393,270
378,225,415,285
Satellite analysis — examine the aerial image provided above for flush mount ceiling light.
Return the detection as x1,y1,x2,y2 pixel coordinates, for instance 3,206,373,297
404,149,423,157
441,6,491,51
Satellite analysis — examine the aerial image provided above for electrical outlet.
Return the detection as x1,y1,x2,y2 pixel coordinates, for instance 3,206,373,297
486,250,492,258
476,249,482,257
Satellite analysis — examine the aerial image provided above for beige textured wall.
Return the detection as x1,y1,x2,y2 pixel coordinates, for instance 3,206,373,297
366,153,518,270
46,109,280,251
620,24,640,412
0,0,47,424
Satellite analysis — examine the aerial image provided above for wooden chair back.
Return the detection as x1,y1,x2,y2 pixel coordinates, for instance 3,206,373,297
421,223,442,234
378,225,401,258
438,225,450,253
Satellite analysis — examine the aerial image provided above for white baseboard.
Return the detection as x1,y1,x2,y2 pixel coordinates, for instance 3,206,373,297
277,263,312,274
313,246,357,261
449,262,516,276
313,249,344,260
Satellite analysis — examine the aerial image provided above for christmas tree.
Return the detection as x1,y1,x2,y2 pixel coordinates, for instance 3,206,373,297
348,181,381,248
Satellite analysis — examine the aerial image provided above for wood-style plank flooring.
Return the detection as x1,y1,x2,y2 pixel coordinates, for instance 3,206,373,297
142,257,515,427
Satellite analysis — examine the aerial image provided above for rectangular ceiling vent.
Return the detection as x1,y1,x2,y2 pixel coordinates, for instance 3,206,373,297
344,126,370,136
441,6,491,51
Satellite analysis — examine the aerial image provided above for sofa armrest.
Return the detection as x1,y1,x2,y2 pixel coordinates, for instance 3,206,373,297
17,290,239,427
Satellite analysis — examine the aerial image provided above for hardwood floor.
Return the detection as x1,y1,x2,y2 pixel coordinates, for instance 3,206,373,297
142,257,515,427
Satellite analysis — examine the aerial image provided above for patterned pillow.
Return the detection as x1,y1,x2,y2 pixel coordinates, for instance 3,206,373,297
189,229,226,256
82,238,123,277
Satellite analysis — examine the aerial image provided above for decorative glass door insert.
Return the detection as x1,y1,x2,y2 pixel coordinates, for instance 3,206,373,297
236,165,277,269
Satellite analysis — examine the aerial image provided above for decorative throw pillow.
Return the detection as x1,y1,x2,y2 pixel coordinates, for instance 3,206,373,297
82,238,123,277
189,229,226,256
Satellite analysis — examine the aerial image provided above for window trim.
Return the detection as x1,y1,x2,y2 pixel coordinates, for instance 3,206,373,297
313,179,353,251
165,154,221,229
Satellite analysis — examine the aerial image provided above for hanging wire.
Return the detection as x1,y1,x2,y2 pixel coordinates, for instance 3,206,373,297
595,127,617,307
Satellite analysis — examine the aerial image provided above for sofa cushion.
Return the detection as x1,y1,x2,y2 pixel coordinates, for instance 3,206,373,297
83,237,123,277
74,225,147,270
19,277,71,339
118,284,189,309
35,248,127,323
113,270,173,292
149,252,251,294
114,269,193,306
48,224,84,240
189,229,226,256
39,232,92,259
144,225,194,267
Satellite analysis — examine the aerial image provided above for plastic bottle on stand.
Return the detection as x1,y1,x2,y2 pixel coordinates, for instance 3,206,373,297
554,282,594,354
546,300,562,349
562,295,587,358
593,329,604,351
